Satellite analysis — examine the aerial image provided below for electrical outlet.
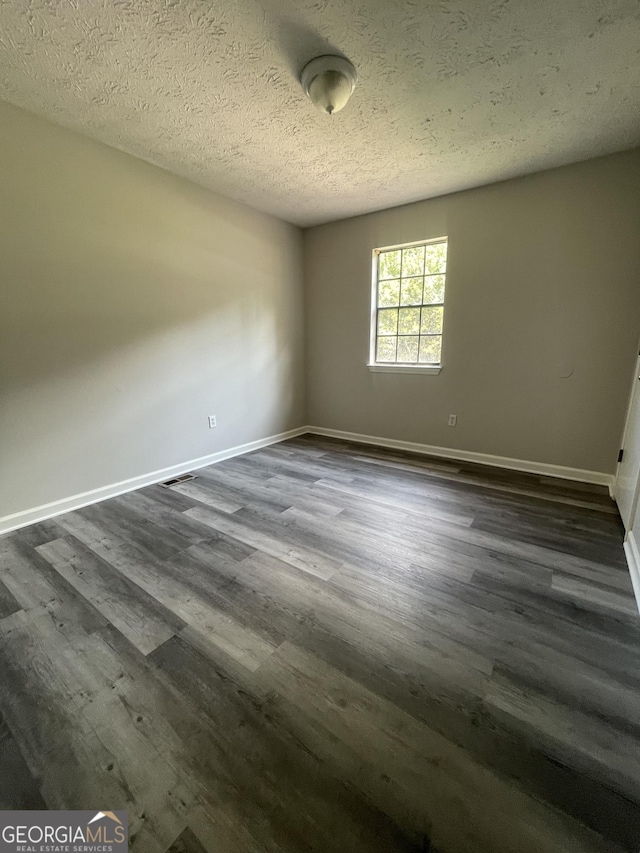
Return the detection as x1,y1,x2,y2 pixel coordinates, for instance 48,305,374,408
448,414,457,427
208,415,217,429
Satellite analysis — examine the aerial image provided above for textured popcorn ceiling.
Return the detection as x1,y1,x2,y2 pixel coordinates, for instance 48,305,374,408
0,0,639,226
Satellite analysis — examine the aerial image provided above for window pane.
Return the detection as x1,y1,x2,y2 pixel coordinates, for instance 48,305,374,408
419,335,442,363
400,277,423,305
398,307,420,335
425,242,447,274
373,240,447,368
397,336,419,363
420,306,443,334
378,278,400,307
423,275,445,304
379,250,401,280
377,336,397,362
378,309,398,335
402,245,425,277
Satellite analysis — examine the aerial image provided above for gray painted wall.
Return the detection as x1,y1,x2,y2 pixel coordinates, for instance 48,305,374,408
0,101,305,519
304,150,640,475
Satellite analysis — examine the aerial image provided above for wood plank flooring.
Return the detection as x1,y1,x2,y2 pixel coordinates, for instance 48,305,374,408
1,434,639,853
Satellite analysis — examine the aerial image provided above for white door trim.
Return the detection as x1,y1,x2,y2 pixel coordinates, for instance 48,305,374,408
623,531,640,614
614,352,640,528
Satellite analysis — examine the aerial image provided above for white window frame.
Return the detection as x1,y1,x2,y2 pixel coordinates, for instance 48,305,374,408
368,236,447,375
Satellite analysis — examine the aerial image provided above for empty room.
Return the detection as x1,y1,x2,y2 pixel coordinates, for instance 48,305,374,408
1,1,640,851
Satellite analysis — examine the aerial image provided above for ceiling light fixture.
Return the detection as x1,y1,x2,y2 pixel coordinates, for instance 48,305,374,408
300,55,357,115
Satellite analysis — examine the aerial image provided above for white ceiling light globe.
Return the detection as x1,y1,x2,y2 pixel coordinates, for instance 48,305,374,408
300,55,357,115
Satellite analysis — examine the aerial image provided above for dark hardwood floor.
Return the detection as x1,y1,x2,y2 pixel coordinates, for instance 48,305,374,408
1,434,639,853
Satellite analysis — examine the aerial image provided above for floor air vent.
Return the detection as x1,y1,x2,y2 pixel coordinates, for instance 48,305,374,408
160,473,196,488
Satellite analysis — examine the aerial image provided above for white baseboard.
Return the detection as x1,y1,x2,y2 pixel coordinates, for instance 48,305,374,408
0,426,307,536
305,425,615,490
0,423,616,537
624,531,640,615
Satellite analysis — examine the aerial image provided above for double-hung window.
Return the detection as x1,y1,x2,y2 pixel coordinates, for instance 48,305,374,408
370,238,447,372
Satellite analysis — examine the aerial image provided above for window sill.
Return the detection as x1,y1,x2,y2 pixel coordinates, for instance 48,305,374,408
367,364,441,375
